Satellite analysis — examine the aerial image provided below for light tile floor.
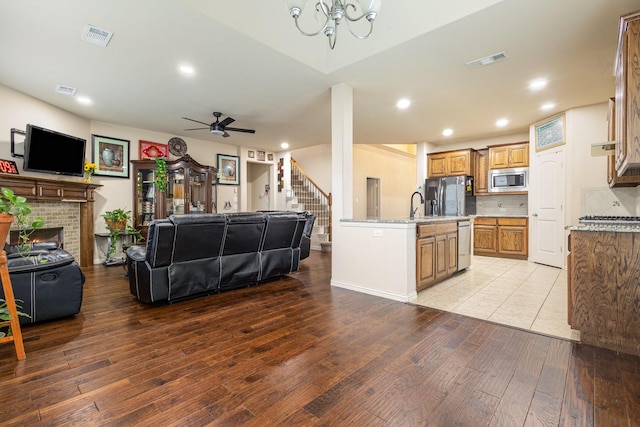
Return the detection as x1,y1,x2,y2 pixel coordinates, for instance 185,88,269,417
411,255,580,341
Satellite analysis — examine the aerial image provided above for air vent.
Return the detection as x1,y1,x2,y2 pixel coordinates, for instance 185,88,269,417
55,85,76,96
466,51,507,69
81,25,114,47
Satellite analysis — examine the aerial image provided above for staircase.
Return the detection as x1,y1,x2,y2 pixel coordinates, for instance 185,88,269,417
290,158,332,251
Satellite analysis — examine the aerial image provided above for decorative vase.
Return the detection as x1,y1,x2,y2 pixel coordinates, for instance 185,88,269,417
102,147,115,167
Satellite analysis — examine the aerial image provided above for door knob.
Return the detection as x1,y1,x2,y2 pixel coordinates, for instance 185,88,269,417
532,213,538,216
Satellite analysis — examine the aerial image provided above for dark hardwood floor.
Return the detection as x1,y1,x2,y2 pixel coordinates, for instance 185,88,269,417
1,251,639,426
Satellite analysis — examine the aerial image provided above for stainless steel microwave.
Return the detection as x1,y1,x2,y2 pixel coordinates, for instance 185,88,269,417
488,168,528,193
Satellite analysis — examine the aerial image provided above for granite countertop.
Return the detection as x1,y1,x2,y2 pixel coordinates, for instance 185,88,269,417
566,224,640,233
341,216,470,224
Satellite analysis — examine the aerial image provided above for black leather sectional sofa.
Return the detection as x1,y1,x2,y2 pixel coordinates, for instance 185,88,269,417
0,242,85,325
126,211,315,303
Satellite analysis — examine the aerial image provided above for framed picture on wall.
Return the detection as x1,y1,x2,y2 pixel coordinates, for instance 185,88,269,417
534,113,565,152
257,150,265,161
139,140,169,159
217,154,239,185
248,150,255,158
91,135,130,178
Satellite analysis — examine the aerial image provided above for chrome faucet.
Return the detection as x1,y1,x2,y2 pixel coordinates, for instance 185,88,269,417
410,191,424,219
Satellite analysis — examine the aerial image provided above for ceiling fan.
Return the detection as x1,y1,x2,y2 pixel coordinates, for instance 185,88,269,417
182,112,255,138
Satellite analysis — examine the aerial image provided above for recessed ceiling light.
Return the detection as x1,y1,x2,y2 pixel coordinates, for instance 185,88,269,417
396,98,410,109
76,96,92,105
442,128,453,136
496,118,509,127
280,142,289,149
179,65,195,75
529,78,547,90
541,102,555,110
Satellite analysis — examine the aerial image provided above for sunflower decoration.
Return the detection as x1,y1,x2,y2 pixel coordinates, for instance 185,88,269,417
83,161,98,183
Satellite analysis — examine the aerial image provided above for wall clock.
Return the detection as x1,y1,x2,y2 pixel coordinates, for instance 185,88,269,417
168,137,187,156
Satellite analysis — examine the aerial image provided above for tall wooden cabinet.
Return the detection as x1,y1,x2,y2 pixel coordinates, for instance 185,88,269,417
615,11,640,176
474,149,489,195
131,155,217,236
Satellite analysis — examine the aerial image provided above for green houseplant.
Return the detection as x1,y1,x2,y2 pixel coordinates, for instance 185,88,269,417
0,187,45,249
0,298,29,338
101,208,142,258
154,157,167,193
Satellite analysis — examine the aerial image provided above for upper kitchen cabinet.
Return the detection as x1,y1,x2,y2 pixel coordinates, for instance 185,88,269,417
488,142,529,169
427,149,476,178
615,11,640,175
607,98,640,187
474,148,489,195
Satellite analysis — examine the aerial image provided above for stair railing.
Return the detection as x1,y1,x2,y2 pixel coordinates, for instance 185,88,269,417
290,158,332,243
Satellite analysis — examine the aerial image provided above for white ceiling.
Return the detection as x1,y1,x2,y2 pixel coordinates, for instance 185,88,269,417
0,0,637,153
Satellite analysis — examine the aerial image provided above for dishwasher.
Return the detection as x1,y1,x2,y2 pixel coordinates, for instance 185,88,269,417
458,220,472,271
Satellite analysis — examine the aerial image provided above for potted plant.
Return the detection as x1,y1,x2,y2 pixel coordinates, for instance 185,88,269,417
101,208,142,258
0,187,45,249
0,298,29,338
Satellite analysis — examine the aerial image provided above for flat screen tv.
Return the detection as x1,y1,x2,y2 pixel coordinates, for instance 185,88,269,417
24,124,86,177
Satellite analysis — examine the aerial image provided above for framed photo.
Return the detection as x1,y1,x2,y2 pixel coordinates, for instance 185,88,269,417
267,153,274,161
534,113,565,152
139,140,168,159
217,154,239,185
91,135,130,178
257,150,265,161
248,150,255,159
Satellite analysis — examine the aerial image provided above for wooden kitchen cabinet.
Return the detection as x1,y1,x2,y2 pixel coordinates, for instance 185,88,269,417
427,149,475,178
615,11,640,175
488,142,529,169
474,148,489,195
607,98,640,186
568,229,640,356
416,221,458,291
473,216,528,259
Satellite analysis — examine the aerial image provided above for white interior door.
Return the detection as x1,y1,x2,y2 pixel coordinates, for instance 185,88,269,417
530,148,565,268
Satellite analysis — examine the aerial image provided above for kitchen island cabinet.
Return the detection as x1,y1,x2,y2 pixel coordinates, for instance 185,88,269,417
567,227,640,356
416,221,458,291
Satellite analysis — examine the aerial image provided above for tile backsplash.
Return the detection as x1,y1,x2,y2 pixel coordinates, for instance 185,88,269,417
476,194,528,216
581,187,638,217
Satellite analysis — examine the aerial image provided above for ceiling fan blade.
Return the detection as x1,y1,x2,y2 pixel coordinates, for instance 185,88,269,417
182,117,212,126
219,117,235,128
222,131,230,138
184,127,209,131
225,127,256,134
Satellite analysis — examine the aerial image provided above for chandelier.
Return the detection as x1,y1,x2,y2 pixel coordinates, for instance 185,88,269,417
286,0,382,49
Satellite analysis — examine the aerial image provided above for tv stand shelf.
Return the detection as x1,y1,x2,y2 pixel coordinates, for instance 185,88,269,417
0,174,101,267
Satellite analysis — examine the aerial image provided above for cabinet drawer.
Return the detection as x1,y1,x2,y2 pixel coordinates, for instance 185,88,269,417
498,217,527,226
474,217,497,226
417,221,457,238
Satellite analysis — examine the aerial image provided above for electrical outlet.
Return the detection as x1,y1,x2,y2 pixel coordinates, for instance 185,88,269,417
373,229,383,237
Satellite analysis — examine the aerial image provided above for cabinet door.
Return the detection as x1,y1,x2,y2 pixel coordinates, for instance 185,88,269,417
446,232,458,275
427,153,448,177
498,226,528,257
448,150,472,176
434,234,448,280
474,149,489,195
508,143,529,167
132,161,157,234
489,146,509,169
473,225,497,255
416,236,436,291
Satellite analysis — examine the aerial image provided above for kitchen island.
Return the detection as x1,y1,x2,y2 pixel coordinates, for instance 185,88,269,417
331,216,469,302
567,223,640,356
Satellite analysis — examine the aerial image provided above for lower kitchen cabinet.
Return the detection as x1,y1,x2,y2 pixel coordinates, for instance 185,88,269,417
473,216,528,260
416,221,458,291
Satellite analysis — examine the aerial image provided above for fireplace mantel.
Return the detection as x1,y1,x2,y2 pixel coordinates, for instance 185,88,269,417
0,174,101,267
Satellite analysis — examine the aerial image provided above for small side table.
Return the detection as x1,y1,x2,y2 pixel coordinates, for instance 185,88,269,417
95,232,139,266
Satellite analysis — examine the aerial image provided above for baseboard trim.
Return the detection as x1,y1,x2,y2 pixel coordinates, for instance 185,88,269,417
330,279,417,303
